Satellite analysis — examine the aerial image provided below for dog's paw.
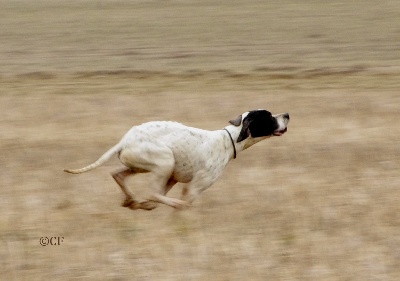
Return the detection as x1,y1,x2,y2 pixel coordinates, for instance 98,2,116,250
138,200,158,211
122,197,136,208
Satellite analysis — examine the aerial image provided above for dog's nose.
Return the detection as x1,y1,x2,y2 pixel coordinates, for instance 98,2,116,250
283,113,290,120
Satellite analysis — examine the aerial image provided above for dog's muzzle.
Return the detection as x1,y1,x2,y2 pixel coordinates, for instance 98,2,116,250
273,113,289,136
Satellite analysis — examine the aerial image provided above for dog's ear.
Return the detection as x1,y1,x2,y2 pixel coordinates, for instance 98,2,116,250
237,117,251,142
229,115,242,126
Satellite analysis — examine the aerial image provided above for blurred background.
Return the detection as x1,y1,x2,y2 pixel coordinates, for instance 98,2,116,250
1,1,399,280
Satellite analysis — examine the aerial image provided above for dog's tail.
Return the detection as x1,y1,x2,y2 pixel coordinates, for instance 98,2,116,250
63,143,121,174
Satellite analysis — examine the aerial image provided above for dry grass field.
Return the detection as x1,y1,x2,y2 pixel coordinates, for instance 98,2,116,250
1,1,400,280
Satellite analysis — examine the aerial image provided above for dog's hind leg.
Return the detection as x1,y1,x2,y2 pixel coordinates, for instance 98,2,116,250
145,151,189,209
112,168,158,210
111,169,141,209
118,141,186,209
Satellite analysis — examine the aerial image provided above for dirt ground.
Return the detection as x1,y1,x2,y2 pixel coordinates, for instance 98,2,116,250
1,1,400,280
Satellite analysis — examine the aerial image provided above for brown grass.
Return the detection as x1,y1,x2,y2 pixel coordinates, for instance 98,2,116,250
1,1,400,280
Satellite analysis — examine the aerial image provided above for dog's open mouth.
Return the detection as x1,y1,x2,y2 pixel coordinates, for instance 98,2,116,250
273,127,287,136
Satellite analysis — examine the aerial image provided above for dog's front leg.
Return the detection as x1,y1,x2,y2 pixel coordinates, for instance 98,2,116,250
149,173,190,209
139,177,177,210
181,173,215,204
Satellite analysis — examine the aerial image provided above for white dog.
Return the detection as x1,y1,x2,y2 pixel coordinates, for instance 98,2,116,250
64,109,289,210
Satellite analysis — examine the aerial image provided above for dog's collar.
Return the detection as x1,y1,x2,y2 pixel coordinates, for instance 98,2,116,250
223,128,236,159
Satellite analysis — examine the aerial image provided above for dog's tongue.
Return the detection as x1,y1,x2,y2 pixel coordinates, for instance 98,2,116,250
273,128,287,136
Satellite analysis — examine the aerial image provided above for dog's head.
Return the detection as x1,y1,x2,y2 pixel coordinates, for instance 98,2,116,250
229,109,289,143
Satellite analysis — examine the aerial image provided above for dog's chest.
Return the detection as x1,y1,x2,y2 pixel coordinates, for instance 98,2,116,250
141,122,230,183
170,145,228,183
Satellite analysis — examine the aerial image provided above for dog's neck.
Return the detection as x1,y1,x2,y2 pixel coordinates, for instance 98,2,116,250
223,128,237,159
223,125,270,158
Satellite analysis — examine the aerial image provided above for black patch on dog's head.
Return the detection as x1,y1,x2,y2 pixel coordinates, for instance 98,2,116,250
237,110,278,142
